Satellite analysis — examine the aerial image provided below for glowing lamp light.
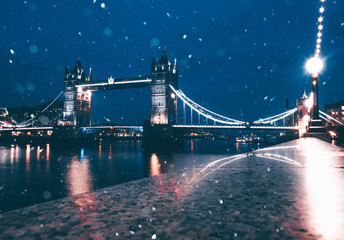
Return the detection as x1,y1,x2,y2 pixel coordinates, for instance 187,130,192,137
305,94,314,112
306,57,324,76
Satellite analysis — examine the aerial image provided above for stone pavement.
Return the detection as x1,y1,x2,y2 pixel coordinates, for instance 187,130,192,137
1,138,344,239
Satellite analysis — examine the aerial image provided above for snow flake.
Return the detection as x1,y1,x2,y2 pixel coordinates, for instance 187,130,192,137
152,234,157,239
183,35,187,39
29,44,39,54
10,49,14,54
9,59,13,63
104,27,112,36
101,3,105,8
150,38,160,47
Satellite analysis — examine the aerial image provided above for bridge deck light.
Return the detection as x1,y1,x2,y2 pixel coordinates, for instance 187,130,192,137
306,57,324,76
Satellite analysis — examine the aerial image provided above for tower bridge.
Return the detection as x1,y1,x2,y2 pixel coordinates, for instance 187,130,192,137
2,48,339,143
62,48,178,127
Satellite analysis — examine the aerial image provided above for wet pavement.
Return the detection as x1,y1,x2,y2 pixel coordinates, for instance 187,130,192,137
1,137,344,239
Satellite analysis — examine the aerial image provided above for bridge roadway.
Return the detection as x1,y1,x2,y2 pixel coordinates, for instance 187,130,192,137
0,125,298,131
75,76,152,91
173,125,299,131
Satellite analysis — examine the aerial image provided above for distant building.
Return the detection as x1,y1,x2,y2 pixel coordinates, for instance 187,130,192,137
296,90,310,127
325,101,344,124
62,58,92,126
284,90,309,127
6,101,63,126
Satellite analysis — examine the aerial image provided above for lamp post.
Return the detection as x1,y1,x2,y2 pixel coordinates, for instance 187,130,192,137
305,56,324,120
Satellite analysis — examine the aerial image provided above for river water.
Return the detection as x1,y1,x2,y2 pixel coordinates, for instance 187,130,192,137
0,139,262,212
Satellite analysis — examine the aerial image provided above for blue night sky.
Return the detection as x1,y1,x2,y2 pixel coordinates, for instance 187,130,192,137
1,0,344,124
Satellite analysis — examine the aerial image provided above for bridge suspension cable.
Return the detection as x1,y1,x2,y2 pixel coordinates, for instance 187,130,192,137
5,91,64,128
253,108,298,125
319,110,344,126
169,85,245,125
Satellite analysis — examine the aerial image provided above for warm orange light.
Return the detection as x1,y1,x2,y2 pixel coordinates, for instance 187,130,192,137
328,131,337,137
26,144,30,171
67,157,92,196
305,93,314,112
150,154,161,176
46,144,50,162
37,146,41,160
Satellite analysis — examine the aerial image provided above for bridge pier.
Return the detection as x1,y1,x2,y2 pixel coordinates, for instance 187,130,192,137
52,125,82,142
142,121,184,151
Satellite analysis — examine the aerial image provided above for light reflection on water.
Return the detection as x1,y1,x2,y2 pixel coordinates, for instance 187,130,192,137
150,153,161,177
0,139,258,212
68,157,92,196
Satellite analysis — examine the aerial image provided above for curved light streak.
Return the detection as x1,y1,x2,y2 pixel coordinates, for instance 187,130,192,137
319,110,344,126
255,153,302,167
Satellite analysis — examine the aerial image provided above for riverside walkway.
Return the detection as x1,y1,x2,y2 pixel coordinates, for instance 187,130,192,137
1,138,344,239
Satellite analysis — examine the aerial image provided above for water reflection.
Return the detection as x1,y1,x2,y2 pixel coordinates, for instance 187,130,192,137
46,144,50,169
10,146,14,163
150,154,161,176
37,146,40,160
67,157,92,196
26,144,30,171
109,144,112,160
0,140,259,212
303,139,344,239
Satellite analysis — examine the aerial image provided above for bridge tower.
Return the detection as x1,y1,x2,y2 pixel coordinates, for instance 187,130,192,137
150,48,178,125
62,59,92,126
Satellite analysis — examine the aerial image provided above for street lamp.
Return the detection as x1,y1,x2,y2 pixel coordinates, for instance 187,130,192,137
305,56,324,119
